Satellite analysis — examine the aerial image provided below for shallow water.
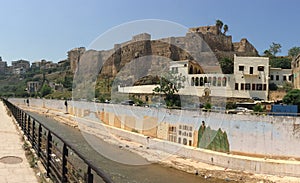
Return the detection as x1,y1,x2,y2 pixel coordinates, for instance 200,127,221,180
27,111,233,183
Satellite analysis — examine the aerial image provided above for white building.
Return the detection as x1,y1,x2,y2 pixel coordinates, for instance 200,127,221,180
269,68,292,87
118,55,270,100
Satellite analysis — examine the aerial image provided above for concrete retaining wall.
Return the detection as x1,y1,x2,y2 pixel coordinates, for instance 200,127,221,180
9,98,300,177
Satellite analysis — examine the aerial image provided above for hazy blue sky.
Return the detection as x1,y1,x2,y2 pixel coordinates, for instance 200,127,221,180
0,0,299,64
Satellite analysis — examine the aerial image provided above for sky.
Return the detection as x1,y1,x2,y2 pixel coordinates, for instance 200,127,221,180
0,0,299,65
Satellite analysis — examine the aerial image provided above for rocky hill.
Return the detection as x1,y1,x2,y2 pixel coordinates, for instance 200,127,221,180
71,25,258,97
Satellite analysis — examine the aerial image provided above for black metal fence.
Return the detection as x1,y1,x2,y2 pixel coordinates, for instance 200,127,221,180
2,99,113,183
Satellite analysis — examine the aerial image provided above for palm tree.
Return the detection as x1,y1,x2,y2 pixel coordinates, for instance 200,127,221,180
223,24,228,34
215,19,223,32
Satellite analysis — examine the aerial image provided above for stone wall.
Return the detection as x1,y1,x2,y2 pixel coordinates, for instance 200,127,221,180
77,25,259,83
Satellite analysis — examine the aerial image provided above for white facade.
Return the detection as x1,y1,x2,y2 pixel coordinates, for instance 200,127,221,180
269,68,292,87
118,55,270,100
177,124,194,146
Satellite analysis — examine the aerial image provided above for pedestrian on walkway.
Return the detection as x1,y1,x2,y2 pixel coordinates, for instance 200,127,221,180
26,98,29,107
64,99,68,114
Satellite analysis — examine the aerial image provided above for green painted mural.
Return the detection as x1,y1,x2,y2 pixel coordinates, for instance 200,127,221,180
197,121,229,152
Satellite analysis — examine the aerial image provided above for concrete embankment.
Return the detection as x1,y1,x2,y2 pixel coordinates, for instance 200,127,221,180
9,98,300,182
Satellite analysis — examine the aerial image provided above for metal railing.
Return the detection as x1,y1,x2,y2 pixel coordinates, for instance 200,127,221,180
2,99,113,183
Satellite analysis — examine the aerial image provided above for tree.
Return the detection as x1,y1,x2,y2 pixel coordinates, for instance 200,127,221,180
282,82,293,92
40,84,52,97
269,83,278,91
288,46,300,58
219,57,233,74
263,50,273,57
215,19,223,32
269,57,292,69
268,42,282,56
283,89,300,106
253,103,265,113
153,74,182,107
223,24,228,34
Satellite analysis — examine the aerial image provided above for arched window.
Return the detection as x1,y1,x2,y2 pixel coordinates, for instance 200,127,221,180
222,77,227,86
212,77,217,86
195,77,199,86
217,77,222,86
200,77,204,86
204,77,208,84
191,77,194,86
189,66,193,74
208,77,212,84
194,68,197,74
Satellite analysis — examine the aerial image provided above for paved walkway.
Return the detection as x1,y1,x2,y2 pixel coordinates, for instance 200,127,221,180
0,101,38,183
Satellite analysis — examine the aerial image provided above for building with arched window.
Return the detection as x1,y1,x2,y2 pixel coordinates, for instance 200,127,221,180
118,55,270,100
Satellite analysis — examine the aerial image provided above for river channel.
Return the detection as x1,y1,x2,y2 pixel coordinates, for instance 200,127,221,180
27,111,232,183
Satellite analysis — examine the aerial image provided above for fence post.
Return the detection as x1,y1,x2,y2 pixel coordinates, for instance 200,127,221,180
32,120,36,146
61,143,68,182
46,131,52,177
86,166,94,183
22,113,26,132
27,115,31,139
37,124,42,157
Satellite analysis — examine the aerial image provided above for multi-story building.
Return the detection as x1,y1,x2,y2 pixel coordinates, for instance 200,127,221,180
118,55,270,100
292,54,300,89
12,59,30,70
269,68,292,87
0,60,7,74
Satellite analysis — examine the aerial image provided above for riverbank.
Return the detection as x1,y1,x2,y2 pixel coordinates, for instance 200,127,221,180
19,104,300,183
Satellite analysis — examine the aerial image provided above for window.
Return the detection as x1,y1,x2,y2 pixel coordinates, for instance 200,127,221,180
239,65,244,71
200,77,204,86
222,77,227,86
257,84,262,90
235,83,239,90
245,83,251,90
217,77,222,86
276,75,279,80
189,126,192,131
189,140,192,146
179,125,182,129
258,66,264,71
189,132,192,137
212,77,216,86
252,83,256,90
179,130,181,135
195,77,199,86
191,77,194,86
241,83,245,90
204,77,207,84
270,75,274,80
263,84,267,91
178,137,181,144
249,67,253,74
283,76,287,81
183,138,187,145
